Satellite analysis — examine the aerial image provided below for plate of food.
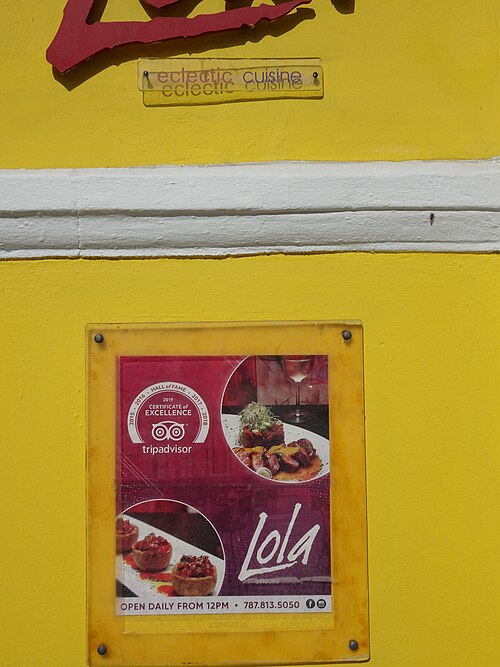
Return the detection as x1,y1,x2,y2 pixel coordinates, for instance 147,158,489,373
222,402,330,483
116,515,224,598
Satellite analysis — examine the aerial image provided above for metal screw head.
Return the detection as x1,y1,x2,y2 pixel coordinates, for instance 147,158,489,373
143,70,149,77
313,71,319,78
94,333,104,344
341,330,352,341
348,639,359,651
97,644,107,656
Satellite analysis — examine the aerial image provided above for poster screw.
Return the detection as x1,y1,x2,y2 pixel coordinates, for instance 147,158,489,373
97,644,107,655
341,330,352,341
94,333,104,344
348,639,359,651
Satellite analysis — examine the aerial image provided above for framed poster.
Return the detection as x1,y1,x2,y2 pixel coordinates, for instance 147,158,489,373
87,321,368,666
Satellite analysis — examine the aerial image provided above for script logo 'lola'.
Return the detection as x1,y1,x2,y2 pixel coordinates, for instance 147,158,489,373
238,503,320,582
47,0,312,75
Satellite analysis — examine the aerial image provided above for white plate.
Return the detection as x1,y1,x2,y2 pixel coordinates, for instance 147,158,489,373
221,414,330,483
116,515,225,598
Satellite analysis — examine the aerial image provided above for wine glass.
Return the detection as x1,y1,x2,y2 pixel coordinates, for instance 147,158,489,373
281,355,315,423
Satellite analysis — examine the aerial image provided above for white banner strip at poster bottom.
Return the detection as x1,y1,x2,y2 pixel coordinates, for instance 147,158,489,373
117,594,332,615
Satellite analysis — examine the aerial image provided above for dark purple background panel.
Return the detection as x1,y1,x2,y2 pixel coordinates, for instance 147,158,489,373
118,356,331,597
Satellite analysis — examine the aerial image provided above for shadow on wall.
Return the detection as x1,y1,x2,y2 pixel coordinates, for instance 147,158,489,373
331,0,354,14
50,0,355,89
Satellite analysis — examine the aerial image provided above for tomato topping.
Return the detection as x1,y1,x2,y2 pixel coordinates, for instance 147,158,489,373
116,518,136,535
175,555,215,578
133,533,172,555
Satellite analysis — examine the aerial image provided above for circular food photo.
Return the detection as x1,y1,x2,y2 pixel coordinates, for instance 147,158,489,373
116,499,224,599
221,356,330,483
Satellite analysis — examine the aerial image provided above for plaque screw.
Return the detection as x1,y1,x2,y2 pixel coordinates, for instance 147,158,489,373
313,71,319,78
341,330,352,341
348,640,359,651
94,333,104,344
143,70,149,77
97,644,107,656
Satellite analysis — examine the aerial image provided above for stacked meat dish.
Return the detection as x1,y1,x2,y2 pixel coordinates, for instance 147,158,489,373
233,402,317,478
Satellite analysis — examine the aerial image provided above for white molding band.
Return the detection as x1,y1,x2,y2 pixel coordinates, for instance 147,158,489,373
1,160,499,258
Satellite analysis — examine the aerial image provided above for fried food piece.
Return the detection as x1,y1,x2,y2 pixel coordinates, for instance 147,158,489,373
280,454,300,472
250,452,272,478
293,446,312,467
263,452,280,476
297,438,316,458
234,448,252,467
267,445,299,457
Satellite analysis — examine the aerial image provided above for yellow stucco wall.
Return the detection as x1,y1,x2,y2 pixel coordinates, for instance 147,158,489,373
1,255,499,667
0,0,499,166
0,1,499,666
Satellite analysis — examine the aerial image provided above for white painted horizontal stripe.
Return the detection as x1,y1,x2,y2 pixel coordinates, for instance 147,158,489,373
0,161,499,258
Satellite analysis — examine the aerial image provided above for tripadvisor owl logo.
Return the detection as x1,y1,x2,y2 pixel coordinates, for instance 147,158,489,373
127,382,209,456
151,420,186,442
